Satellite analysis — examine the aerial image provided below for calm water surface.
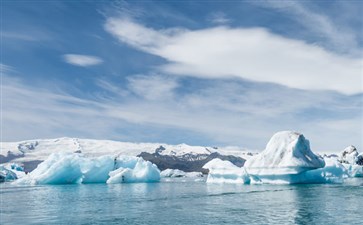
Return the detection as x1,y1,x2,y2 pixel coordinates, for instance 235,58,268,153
1,178,363,225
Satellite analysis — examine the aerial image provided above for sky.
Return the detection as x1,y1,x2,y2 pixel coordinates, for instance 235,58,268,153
1,0,362,152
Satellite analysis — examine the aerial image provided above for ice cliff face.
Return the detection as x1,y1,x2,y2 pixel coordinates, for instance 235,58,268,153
244,131,325,175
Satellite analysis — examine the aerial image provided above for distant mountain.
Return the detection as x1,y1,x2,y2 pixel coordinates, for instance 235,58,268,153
138,147,246,173
0,137,254,173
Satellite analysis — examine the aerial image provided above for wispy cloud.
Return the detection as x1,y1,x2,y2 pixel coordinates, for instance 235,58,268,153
127,74,178,100
251,0,361,55
3,64,361,151
63,54,103,67
104,17,362,95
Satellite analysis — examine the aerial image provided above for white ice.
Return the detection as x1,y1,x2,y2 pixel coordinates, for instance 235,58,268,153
244,131,325,176
107,158,160,183
203,158,254,184
204,131,347,184
160,169,203,178
14,153,160,185
338,146,363,177
339,146,359,165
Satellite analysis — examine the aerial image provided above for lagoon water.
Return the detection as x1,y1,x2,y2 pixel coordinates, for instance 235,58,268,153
1,178,363,225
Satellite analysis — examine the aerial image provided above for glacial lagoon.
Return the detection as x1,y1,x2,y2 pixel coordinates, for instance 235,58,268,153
1,178,362,225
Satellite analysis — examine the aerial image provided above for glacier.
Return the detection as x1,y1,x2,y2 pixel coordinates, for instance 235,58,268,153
14,153,160,185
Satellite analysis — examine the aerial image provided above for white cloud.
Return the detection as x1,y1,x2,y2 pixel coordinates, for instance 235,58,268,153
63,54,103,67
105,18,362,95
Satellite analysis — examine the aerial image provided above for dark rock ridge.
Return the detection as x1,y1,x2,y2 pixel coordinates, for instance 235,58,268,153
138,146,246,173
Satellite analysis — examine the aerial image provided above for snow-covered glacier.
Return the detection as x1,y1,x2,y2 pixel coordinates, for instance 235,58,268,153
15,153,160,185
205,131,349,184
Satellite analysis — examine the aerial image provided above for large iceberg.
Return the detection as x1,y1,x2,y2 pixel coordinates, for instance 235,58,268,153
245,131,325,176
202,131,344,184
15,153,160,185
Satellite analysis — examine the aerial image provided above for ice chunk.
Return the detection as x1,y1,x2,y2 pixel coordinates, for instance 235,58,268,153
338,145,363,166
107,158,160,183
0,165,19,182
161,169,186,177
245,131,325,176
338,145,359,164
160,169,203,178
203,158,253,184
341,163,363,177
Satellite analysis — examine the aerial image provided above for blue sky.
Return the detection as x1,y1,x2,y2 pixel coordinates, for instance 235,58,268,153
1,0,362,152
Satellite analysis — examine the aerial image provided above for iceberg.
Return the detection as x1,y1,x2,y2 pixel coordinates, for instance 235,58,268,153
15,153,84,185
241,131,346,184
107,158,160,183
338,145,360,165
203,158,254,184
161,169,186,178
337,146,363,177
245,131,325,176
15,153,160,185
0,165,19,182
160,169,203,178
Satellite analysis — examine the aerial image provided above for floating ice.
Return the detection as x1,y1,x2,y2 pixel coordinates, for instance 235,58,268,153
15,153,160,185
245,131,325,176
203,158,254,184
338,146,360,165
15,153,84,185
209,131,346,185
161,169,186,178
0,165,19,182
337,146,363,177
107,158,160,183
160,169,203,178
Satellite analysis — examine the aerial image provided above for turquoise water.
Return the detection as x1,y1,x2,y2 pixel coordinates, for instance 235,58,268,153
1,178,363,225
